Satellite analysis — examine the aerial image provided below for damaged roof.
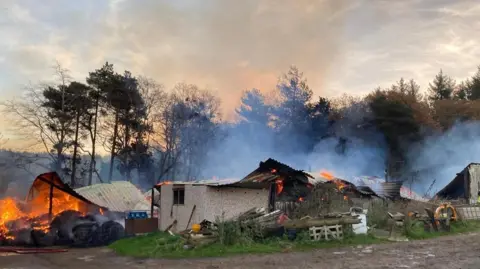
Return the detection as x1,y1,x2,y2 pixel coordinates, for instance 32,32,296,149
155,159,314,189
435,163,480,200
312,174,427,201
239,158,313,186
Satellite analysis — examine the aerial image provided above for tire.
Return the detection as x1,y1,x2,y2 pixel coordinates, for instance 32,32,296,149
96,221,125,246
50,210,83,245
71,222,99,248
31,229,55,247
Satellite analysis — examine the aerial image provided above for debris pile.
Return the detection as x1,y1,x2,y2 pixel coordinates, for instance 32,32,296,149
234,207,284,235
170,206,367,249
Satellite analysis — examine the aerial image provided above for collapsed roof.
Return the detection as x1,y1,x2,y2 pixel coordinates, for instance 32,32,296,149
154,158,429,202
155,158,314,190
311,173,427,202
153,159,315,202
435,163,480,203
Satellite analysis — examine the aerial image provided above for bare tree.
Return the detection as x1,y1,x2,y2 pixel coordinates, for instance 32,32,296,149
150,83,221,183
1,63,75,179
0,133,9,196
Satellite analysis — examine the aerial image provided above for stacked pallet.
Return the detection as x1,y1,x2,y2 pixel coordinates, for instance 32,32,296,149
234,207,284,234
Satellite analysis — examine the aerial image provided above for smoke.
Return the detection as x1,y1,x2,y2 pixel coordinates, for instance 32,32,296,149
406,121,480,195
201,118,480,200
201,118,387,181
201,123,279,178
306,137,386,179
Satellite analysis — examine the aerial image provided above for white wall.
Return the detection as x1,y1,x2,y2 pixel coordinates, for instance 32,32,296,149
203,187,269,221
158,185,270,231
158,184,207,232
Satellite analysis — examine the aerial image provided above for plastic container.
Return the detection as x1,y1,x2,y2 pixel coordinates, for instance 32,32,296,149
351,208,368,234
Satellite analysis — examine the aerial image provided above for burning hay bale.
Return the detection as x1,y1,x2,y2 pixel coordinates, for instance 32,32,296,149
1,209,125,247
0,172,126,247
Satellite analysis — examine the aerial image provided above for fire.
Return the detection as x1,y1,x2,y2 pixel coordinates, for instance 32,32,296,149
320,171,334,180
0,189,86,241
156,181,173,187
298,197,304,202
0,198,23,240
319,170,346,191
275,179,284,195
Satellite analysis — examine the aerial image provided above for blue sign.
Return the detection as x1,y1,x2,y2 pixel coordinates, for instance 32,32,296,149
127,211,148,219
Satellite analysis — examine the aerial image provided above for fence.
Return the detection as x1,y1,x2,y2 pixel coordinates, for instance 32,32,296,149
455,204,480,220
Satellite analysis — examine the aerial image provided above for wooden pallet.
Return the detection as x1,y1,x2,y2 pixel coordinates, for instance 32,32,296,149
309,224,343,241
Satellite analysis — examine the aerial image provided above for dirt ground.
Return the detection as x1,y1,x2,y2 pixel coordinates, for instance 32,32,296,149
2,232,480,269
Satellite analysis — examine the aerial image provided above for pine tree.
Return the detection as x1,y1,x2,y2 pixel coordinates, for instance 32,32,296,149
468,67,480,100
235,88,270,126
428,69,455,102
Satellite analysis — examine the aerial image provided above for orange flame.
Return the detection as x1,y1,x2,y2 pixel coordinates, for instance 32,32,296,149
156,181,173,187
275,179,284,195
298,197,304,202
320,171,334,180
0,188,87,240
319,170,346,192
0,198,23,240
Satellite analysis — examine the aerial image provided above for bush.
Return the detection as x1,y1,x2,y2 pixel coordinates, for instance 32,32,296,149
367,199,389,229
215,216,259,246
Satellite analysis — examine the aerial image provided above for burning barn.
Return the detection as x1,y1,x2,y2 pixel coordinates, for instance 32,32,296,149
0,172,124,247
154,158,315,231
435,163,480,204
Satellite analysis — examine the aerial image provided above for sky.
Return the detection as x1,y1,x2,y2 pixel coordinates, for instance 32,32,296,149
1,0,480,149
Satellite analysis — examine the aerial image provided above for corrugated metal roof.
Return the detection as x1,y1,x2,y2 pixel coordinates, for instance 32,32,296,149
400,186,429,202
155,178,242,187
75,181,145,212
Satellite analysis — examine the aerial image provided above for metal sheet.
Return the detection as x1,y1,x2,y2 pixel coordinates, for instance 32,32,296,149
75,181,145,212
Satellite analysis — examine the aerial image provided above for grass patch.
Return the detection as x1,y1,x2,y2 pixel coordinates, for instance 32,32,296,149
405,220,480,240
109,231,385,259
109,219,480,259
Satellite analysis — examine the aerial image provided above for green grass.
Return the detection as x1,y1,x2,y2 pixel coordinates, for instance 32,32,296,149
109,221,480,259
109,232,385,259
405,220,480,240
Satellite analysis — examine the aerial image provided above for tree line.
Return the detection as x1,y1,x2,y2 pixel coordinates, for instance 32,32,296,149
3,62,480,187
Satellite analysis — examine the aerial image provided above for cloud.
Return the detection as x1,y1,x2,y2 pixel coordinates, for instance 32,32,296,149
1,0,480,123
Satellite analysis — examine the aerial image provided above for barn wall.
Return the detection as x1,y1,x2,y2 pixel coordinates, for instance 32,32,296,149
203,187,269,221
468,164,480,204
158,184,207,232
